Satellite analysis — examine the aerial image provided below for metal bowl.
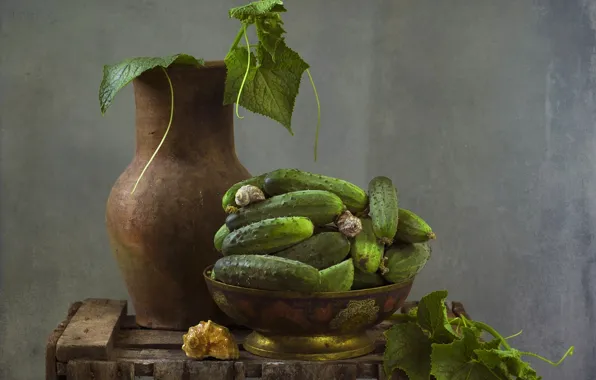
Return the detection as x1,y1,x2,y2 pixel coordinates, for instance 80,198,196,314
203,265,413,360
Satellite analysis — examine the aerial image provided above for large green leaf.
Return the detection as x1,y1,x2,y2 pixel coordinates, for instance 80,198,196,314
383,322,432,380
229,0,286,20
99,54,204,114
223,42,309,133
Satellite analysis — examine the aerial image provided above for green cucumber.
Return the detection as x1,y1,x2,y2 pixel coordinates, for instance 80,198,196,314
221,217,314,256
382,242,431,284
274,232,350,270
225,190,344,231
395,209,436,243
319,259,354,292
351,268,387,290
213,255,320,292
349,217,384,273
221,173,268,212
368,177,399,245
213,224,230,252
263,168,368,213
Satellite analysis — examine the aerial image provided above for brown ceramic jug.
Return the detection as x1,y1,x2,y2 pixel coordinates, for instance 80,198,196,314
105,62,250,330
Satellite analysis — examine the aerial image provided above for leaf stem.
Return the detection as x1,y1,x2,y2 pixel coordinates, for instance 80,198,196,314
306,69,321,161
230,26,245,51
520,346,574,366
235,23,251,119
469,320,511,351
131,67,174,194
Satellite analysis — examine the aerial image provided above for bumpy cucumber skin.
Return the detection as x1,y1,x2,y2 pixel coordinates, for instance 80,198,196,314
225,190,344,231
263,168,368,213
349,218,384,273
221,173,268,211
351,268,387,290
319,259,354,292
222,217,314,256
382,242,431,284
213,254,321,292
395,209,435,243
274,232,350,270
368,177,399,245
214,224,230,252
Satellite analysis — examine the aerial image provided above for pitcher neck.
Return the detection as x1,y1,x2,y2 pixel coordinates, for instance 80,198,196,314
132,62,236,162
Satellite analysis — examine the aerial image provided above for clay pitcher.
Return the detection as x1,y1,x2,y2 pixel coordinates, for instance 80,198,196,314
105,62,250,330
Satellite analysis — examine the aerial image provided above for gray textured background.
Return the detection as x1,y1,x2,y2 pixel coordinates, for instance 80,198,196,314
1,0,594,379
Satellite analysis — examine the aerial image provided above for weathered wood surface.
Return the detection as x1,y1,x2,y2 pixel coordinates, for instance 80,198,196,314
46,302,82,380
56,299,127,362
48,299,467,379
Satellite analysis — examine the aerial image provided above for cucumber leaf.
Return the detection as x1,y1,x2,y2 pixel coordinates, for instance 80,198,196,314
99,54,204,114
383,322,432,380
256,14,286,62
417,290,459,343
431,328,508,380
229,0,286,21
223,42,309,133
475,348,540,380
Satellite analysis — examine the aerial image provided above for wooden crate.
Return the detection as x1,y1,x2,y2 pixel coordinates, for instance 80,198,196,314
46,299,469,380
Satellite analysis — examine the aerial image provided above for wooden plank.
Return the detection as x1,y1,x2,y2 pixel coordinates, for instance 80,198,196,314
46,301,82,380
187,361,235,380
116,330,183,349
234,362,247,380
154,361,185,380
262,362,358,380
115,329,251,349
452,301,470,319
66,360,134,380
56,299,127,362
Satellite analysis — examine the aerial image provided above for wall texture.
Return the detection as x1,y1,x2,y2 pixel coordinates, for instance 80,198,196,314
1,0,594,379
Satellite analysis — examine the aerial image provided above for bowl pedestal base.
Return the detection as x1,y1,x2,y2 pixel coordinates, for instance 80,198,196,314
243,331,376,361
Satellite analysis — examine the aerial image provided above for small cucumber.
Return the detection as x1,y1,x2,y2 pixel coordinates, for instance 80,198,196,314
213,224,230,252
274,232,350,270
221,217,314,256
395,209,436,243
225,190,344,231
319,259,354,292
382,242,431,284
349,217,384,273
368,177,399,245
351,268,387,290
213,255,320,293
263,168,368,213
221,173,268,212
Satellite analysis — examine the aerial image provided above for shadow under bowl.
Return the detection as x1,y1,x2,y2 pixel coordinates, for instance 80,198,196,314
203,265,413,360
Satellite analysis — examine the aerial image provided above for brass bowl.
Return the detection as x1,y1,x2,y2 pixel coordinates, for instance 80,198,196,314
203,265,413,361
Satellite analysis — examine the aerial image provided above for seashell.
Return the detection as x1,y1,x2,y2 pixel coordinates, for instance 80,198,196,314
182,320,239,360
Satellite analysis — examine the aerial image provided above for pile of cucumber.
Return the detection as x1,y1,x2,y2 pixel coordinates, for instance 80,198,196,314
210,168,434,293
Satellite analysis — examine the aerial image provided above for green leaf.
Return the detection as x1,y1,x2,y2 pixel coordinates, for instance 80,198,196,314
383,322,432,380
224,42,309,133
417,290,458,343
475,349,540,380
229,0,287,21
431,328,508,380
99,54,204,114
256,14,286,61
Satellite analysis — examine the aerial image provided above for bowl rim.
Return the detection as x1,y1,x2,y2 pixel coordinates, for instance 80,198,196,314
203,265,414,299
